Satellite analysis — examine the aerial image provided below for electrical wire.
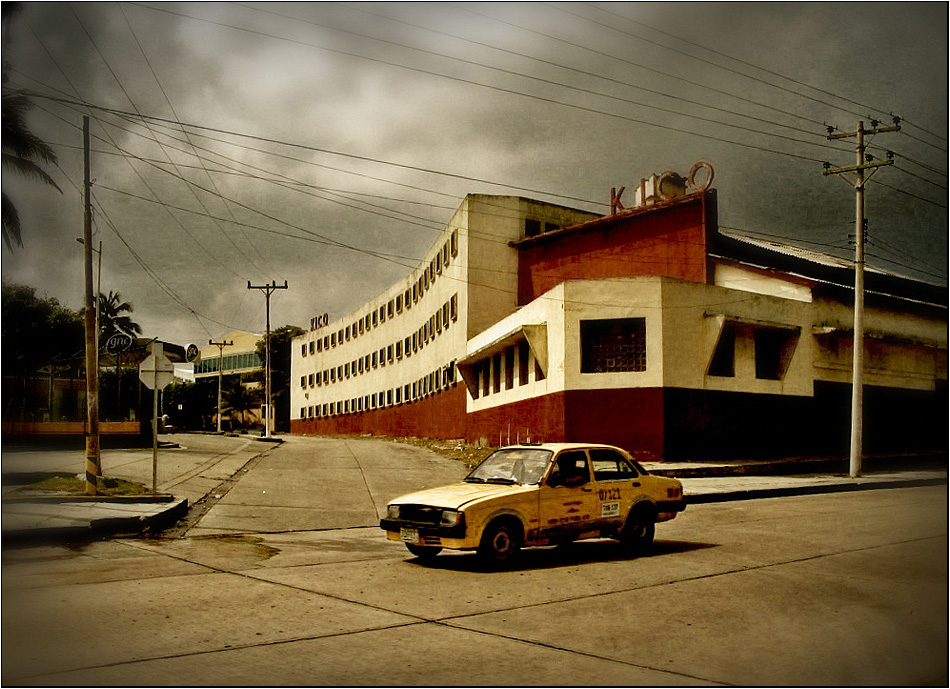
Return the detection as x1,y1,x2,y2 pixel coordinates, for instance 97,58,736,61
250,1,838,145
449,1,833,133
57,7,252,280
582,2,949,155
117,2,279,278
585,2,888,125
123,2,832,164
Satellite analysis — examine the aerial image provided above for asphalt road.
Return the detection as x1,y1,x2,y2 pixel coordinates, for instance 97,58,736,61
1,434,946,687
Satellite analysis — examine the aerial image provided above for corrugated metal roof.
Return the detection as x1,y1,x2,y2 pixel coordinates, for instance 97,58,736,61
719,230,904,279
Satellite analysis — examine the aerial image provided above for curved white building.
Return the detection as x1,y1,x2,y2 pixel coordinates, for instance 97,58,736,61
290,194,598,440
291,175,947,460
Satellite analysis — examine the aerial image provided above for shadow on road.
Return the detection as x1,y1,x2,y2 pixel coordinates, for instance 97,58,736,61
405,538,719,572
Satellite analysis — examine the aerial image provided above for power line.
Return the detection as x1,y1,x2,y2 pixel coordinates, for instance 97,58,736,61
450,1,833,133
122,3,831,164
586,2,888,124
583,3,948,155
33,87,948,288
868,177,947,209
117,2,279,278
53,8,251,280
249,1,839,146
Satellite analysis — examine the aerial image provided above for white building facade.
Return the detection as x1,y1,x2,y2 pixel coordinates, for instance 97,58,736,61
291,175,947,460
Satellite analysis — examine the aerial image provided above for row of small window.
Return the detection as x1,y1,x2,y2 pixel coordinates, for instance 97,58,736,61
300,297,458,388
194,352,262,375
300,363,457,419
470,340,545,400
467,319,649,400
303,235,458,356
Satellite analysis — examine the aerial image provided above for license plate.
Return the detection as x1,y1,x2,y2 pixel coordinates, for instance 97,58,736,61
400,527,419,543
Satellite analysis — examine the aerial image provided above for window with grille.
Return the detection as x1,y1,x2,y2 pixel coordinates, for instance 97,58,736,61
580,318,647,373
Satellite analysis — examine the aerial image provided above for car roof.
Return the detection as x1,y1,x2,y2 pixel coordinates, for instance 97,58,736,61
501,442,625,454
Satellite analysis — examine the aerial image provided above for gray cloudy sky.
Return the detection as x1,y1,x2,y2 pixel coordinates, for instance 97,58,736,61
3,2,947,347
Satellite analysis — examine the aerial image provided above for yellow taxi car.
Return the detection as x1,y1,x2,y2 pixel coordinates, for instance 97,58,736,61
380,443,685,565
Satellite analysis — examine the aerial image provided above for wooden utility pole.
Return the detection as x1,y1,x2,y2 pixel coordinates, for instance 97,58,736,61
823,118,900,478
247,281,288,437
82,115,100,494
209,338,233,433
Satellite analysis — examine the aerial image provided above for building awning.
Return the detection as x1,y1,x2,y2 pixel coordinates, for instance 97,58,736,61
456,323,547,394
704,312,801,332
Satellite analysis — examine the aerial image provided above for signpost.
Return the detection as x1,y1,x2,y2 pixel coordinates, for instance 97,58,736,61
139,342,175,493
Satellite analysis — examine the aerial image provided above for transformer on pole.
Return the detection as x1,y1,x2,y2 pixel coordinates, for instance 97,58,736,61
823,118,900,477
209,339,233,433
247,281,288,437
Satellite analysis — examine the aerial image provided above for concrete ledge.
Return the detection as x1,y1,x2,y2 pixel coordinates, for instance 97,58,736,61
686,477,947,504
2,493,178,504
1,497,189,544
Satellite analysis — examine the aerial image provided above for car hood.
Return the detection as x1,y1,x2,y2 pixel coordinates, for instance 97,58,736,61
389,482,535,510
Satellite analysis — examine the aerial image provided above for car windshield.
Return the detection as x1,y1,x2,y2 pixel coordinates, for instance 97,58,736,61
466,448,553,485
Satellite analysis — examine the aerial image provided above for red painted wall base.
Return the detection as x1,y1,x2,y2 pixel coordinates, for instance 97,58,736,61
291,383,946,461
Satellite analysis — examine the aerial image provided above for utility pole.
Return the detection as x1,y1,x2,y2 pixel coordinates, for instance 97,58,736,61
247,280,288,437
209,338,233,433
82,115,100,494
823,117,900,478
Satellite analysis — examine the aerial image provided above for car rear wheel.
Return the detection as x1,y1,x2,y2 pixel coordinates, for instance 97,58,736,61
478,520,522,566
620,510,656,552
405,543,442,559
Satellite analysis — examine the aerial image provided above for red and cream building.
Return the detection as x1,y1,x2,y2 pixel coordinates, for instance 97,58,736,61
291,166,947,460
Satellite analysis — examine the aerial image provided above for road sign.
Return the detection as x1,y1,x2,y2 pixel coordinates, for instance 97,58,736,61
139,351,175,390
105,333,134,355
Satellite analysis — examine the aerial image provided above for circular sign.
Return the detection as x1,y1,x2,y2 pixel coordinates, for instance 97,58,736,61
105,333,134,355
687,161,715,191
186,343,200,363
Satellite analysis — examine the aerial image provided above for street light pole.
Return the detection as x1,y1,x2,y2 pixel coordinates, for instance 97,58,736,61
81,115,100,494
247,281,288,437
209,338,233,433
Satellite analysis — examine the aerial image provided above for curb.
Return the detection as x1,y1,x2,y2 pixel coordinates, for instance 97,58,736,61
1,497,189,545
2,493,178,504
685,477,947,504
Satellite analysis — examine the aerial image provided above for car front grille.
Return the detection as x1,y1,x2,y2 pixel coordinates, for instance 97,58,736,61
399,505,444,525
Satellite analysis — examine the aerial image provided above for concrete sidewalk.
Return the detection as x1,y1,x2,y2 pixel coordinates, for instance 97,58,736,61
2,433,275,543
2,434,946,543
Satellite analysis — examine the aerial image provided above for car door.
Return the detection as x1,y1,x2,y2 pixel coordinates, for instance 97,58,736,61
538,449,600,542
589,448,642,533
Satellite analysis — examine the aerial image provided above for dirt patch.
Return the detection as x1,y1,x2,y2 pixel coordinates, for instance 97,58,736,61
6,475,150,497
392,436,494,470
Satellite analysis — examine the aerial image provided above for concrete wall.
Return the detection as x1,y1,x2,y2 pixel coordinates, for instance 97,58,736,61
514,192,713,305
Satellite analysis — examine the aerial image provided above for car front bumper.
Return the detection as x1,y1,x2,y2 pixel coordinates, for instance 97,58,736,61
379,518,468,543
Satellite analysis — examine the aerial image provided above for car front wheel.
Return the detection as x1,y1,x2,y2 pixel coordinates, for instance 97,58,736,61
478,520,522,566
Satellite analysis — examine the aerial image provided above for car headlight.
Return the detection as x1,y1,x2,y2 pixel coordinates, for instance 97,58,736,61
387,505,401,520
440,509,463,527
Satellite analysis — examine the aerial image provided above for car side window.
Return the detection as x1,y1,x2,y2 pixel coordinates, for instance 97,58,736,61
590,449,638,482
547,450,591,487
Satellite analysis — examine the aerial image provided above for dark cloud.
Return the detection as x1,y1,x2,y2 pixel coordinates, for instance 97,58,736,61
2,2,946,348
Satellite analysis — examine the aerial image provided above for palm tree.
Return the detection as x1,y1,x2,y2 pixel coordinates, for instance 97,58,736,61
97,290,143,344
95,291,142,420
2,88,61,250
222,382,260,430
